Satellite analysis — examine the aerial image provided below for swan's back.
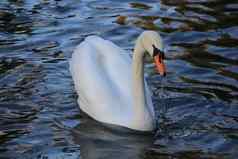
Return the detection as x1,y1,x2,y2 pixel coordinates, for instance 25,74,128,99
70,36,133,126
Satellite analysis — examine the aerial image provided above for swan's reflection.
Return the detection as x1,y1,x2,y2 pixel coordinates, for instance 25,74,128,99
72,116,154,159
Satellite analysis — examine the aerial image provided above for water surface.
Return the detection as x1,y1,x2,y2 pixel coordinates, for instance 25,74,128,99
0,0,238,158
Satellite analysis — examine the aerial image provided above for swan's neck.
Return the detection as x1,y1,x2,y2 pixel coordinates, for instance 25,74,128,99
132,40,145,111
131,38,153,130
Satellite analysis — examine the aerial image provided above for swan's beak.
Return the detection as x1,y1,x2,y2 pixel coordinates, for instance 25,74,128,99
154,54,166,77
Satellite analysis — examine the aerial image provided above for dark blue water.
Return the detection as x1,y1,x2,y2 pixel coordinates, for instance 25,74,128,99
0,0,238,158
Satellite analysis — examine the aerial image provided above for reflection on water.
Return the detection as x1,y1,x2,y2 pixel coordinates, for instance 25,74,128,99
72,115,153,159
0,0,238,159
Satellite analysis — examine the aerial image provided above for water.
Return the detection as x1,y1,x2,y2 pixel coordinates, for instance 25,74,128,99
0,0,237,158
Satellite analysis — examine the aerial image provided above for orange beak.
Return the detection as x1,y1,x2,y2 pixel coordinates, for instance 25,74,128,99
154,54,166,77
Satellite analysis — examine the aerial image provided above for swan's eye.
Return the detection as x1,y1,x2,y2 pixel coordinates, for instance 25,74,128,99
152,45,165,59
152,45,159,57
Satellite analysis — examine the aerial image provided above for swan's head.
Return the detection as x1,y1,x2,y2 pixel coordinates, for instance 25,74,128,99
139,31,166,77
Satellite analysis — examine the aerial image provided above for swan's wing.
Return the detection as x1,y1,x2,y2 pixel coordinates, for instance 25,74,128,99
70,36,133,125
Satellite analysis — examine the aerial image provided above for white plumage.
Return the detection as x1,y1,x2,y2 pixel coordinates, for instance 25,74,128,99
70,31,164,131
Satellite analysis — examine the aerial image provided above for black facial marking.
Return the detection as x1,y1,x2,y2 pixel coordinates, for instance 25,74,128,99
152,45,158,57
152,44,165,59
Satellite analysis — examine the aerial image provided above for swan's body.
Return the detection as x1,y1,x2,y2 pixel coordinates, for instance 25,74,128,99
70,31,165,131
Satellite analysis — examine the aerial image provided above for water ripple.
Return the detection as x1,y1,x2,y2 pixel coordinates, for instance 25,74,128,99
0,0,237,158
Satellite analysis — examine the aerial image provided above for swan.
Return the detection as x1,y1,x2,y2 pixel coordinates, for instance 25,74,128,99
70,31,166,131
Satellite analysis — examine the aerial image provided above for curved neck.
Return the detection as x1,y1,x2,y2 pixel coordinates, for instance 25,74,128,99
131,38,151,129
129,34,156,131
132,39,146,111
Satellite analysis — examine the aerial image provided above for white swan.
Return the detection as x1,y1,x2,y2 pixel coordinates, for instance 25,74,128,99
70,31,166,131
